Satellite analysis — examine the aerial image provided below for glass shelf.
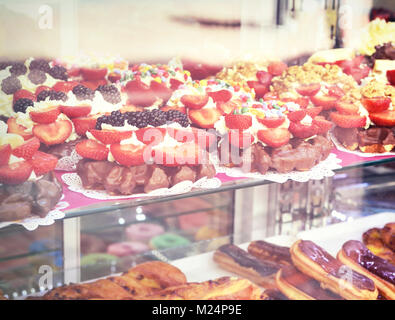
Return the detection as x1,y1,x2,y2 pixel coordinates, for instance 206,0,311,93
63,152,395,219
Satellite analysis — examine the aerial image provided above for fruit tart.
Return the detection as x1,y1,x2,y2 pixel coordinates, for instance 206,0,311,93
120,60,192,109
74,109,216,196
214,99,333,174
0,121,62,222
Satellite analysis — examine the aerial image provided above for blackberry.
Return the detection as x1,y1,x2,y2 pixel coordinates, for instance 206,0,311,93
95,111,126,129
13,98,34,113
0,62,11,70
29,59,51,73
36,89,68,102
165,110,189,127
48,65,68,81
96,84,121,104
1,76,22,95
9,62,27,76
28,69,47,85
148,109,167,127
72,84,95,101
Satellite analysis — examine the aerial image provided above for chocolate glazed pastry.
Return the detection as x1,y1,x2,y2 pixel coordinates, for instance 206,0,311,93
247,240,293,267
213,244,280,289
76,159,216,196
290,240,378,300
0,172,62,222
40,138,84,159
337,240,395,300
276,265,343,300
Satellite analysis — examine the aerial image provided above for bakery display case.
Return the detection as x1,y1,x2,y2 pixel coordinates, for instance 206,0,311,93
0,0,394,301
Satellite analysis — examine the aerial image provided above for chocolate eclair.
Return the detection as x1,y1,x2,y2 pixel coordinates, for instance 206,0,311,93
247,240,293,267
337,240,395,300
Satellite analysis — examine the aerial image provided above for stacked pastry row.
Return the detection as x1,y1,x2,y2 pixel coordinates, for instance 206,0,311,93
213,227,395,300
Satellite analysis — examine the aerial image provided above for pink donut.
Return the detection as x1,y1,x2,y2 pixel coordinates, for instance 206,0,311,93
106,242,149,257
126,223,165,243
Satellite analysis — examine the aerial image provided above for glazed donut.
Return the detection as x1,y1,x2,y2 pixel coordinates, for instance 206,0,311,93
150,233,191,250
107,242,149,257
126,223,165,243
81,234,107,255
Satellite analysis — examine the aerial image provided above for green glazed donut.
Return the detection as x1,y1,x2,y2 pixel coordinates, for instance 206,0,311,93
81,253,118,266
150,233,191,250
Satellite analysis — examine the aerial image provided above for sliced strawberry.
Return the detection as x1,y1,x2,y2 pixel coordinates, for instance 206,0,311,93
72,116,97,136
281,97,308,108
287,110,307,122
135,127,166,145
67,67,80,77
328,85,345,98
227,130,254,149
107,72,121,83
335,59,354,73
7,118,33,140
110,143,147,166
256,71,273,86
225,114,252,130
0,161,33,185
257,116,285,128
30,107,60,124
267,61,288,76
60,105,92,118
216,100,238,115
52,81,79,93
188,108,221,129
296,83,321,96
124,79,156,107
80,67,107,81
150,81,172,103
263,91,279,101
247,81,268,99
13,89,35,104
305,106,323,118
35,86,51,96
180,94,209,109
75,139,109,160
349,66,370,84
169,78,184,90
89,129,133,145
12,137,40,160
33,120,73,145
29,151,58,176
288,122,318,139
257,128,291,148
312,116,332,135
153,143,203,167
160,105,186,114
361,97,391,113
0,144,12,166
335,101,360,115
369,110,395,127
330,112,367,128
207,89,232,103
81,80,107,91
387,70,395,85
310,95,339,110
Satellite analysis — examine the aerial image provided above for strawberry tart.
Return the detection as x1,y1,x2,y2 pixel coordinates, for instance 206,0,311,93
0,121,62,222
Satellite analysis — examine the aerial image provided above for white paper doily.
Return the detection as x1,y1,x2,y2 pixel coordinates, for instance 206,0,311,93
61,173,222,200
0,195,69,231
56,149,83,171
330,131,395,158
214,153,342,183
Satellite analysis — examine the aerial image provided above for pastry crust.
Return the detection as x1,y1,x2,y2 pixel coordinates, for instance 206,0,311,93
290,240,378,300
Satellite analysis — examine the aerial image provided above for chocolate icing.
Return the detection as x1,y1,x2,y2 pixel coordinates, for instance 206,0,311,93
0,172,62,222
366,42,395,68
40,138,83,158
280,265,342,300
76,159,216,196
248,240,292,266
218,244,279,276
358,127,395,147
342,240,395,285
298,240,376,291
